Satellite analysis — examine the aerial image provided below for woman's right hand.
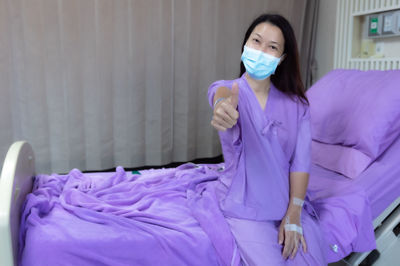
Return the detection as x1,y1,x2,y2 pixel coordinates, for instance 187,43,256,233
211,82,240,131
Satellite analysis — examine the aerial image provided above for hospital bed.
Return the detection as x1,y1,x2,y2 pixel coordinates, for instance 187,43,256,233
306,69,400,265
1,142,398,266
1,70,400,266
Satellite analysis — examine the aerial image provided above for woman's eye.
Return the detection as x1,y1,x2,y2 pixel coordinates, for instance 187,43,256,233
270,46,277,50
253,38,260,43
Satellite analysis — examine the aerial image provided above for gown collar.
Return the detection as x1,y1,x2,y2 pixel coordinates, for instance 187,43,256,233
239,74,282,135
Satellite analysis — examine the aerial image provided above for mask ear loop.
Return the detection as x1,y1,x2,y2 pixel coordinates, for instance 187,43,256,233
277,54,286,66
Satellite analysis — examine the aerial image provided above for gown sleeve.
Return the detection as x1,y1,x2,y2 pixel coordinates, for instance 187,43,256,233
289,103,311,173
207,80,227,107
208,80,242,165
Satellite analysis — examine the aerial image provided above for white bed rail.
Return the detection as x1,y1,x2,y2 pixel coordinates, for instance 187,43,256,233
0,141,35,266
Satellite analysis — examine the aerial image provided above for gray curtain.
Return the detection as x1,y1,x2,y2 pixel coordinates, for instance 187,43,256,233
0,0,314,174
299,0,320,89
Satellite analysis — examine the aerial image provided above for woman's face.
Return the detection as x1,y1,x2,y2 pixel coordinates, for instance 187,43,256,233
245,22,285,58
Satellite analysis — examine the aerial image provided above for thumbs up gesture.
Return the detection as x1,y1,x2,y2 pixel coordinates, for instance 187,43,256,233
211,82,240,131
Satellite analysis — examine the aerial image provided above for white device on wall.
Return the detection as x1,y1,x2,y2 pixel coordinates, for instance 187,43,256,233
368,10,400,38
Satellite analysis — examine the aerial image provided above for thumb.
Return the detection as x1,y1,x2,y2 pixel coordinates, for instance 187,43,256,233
229,82,239,109
278,224,284,245
301,236,307,253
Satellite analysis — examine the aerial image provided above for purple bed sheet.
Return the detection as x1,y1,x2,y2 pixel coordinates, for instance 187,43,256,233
19,164,224,266
308,134,400,262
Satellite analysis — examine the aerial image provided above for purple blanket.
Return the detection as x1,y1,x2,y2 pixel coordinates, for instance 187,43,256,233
19,164,229,266
20,150,398,265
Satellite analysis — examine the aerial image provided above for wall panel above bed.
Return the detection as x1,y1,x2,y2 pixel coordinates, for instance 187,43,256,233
335,0,400,70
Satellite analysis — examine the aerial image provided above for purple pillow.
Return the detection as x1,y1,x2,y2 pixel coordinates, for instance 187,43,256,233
307,69,400,178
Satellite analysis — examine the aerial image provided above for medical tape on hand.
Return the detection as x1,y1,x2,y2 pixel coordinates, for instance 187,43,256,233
293,197,304,207
285,216,303,235
284,224,303,235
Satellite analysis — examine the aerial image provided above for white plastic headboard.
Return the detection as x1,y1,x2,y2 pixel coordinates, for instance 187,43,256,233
0,141,35,266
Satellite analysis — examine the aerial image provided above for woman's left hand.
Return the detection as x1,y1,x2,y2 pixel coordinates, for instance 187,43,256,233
278,208,307,260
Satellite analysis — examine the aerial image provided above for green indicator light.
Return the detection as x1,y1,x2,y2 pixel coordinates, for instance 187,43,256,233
370,17,378,34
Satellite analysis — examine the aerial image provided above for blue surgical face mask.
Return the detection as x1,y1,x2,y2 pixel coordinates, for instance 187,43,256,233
241,45,281,80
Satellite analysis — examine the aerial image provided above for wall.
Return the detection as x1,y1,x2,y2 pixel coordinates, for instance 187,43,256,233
339,0,400,70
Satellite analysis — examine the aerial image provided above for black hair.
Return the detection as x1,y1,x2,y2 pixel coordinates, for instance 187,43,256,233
240,14,308,104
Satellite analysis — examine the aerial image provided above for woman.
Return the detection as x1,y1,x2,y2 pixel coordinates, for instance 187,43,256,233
208,14,326,265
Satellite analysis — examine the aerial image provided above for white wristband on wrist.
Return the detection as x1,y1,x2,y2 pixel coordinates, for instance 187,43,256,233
213,97,226,109
293,197,304,207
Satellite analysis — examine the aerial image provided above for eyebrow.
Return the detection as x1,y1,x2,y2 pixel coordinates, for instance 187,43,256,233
254,33,263,39
252,33,281,47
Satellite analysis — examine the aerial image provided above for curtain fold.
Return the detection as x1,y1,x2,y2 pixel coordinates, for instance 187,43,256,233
300,0,320,89
0,0,312,174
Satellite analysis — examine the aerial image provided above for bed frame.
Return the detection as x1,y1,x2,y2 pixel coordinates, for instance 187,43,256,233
0,141,35,266
0,141,399,266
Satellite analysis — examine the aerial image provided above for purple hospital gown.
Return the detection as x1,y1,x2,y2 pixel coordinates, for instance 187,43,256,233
204,74,326,265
